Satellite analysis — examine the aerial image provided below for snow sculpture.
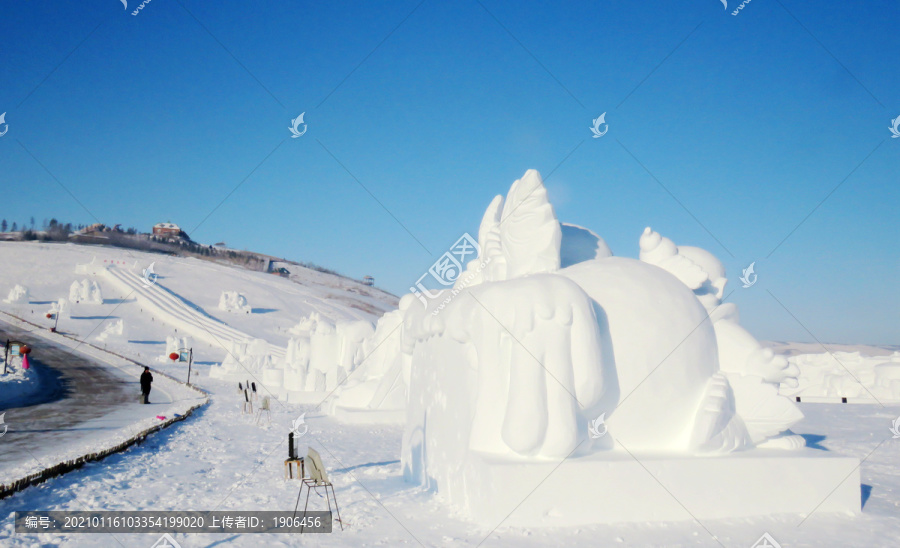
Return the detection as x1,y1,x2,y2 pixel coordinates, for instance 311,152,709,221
409,273,617,462
335,169,859,525
283,336,312,391
3,285,30,304
497,169,561,278
644,238,804,448
74,257,108,276
209,338,275,379
559,223,612,268
288,314,319,337
401,171,757,468
782,351,900,403
278,314,374,395
562,257,751,453
324,307,413,420
48,299,69,319
96,319,125,342
309,319,340,391
336,320,375,370
638,228,709,290
69,279,103,304
218,291,251,314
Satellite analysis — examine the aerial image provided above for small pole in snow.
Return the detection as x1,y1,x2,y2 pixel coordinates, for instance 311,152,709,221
186,348,193,386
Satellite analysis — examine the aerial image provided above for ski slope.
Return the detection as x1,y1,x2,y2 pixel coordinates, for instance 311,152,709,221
102,265,287,361
0,242,396,367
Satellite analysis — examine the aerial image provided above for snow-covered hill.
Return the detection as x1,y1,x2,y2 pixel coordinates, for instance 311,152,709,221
0,241,397,371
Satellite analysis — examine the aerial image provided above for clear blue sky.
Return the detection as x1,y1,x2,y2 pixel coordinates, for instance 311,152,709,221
1,1,897,345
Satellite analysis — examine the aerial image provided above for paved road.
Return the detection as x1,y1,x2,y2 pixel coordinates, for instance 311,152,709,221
0,321,168,481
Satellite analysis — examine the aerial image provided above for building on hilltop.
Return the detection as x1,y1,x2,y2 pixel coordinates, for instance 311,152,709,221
363,275,375,286
152,222,182,237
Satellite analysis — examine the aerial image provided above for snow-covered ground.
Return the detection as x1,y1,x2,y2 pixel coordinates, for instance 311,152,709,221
0,241,898,547
1,370,898,547
0,314,205,486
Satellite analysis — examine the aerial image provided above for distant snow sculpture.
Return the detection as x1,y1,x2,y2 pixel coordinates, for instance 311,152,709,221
3,285,30,304
96,319,125,342
207,312,374,395
782,351,900,403
216,338,272,372
218,291,251,314
325,309,408,416
48,299,69,319
207,311,377,395
69,279,103,304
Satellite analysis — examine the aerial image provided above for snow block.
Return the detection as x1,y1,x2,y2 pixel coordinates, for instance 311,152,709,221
456,449,860,526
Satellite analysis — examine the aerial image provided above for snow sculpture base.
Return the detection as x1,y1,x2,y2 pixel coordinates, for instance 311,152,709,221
456,449,859,526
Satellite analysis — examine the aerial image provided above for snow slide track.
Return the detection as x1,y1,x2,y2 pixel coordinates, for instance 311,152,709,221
104,267,285,360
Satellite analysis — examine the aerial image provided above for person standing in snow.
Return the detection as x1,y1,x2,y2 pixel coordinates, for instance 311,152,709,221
140,366,153,404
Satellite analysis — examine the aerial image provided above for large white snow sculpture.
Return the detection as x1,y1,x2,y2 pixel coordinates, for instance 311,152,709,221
324,308,410,421
350,169,860,525
283,336,312,391
243,313,377,398
562,257,751,453
207,311,374,398
3,284,30,304
639,232,804,447
218,290,251,314
69,279,103,304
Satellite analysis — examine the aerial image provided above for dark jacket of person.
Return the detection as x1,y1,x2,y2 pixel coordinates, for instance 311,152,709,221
140,370,153,393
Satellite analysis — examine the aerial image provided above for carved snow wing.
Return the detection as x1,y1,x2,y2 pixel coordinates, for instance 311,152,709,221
478,194,506,283
498,169,562,279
